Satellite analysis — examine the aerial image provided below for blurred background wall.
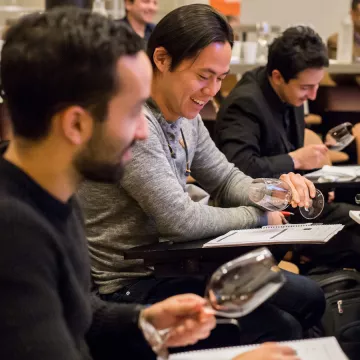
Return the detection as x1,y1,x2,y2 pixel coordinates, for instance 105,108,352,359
0,0,351,41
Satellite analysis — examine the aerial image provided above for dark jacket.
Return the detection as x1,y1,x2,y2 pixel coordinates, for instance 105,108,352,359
119,16,155,42
215,67,305,178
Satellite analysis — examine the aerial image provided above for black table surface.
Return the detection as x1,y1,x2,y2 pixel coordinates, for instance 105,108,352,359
123,238,290,277
124,238,252,260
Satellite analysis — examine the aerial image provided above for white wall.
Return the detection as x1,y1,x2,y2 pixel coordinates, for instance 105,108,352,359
156,0,208,22
241,0,350,41
156,0,351,41
0,0,44,29
0,0,350,42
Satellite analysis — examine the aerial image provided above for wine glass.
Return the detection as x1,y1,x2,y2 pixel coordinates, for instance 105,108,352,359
148,248,286,359
205,247,285,318
325,122,354,151
249,178,324,220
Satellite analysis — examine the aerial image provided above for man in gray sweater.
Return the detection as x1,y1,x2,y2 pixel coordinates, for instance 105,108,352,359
78,4,325,347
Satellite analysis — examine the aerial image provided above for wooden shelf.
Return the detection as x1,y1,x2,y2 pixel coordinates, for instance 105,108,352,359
230,61,360,75
0,6,43,12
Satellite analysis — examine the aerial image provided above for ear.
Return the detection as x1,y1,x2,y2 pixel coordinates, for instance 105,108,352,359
153,47,171,73
57,106,94,146
271,69,284,86
124,0,132,12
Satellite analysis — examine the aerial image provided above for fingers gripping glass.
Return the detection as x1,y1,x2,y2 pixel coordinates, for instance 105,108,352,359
139,247,285,359
249,178,324,219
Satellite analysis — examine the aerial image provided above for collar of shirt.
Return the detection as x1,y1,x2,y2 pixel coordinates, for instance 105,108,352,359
145,98,183,155
259,67,291,116
258,67,295,151
121,16,154,41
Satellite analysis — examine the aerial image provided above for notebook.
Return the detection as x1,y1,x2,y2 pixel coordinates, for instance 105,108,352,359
203,224,344,248
167,337,347,360
349,210,360,224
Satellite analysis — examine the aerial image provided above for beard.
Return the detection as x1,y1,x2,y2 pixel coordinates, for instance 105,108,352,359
76,158,125,184
74,137,136,184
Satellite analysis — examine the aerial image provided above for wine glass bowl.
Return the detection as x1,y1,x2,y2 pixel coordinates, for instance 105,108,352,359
248,178,291,211
299,189,325,219
205,247,286,318
249,178,324,219
325,122,354,151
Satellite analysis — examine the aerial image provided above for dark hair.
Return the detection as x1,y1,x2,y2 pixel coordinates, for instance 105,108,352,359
267,26,329,82
352,0,360,11
1,7,144,140
147,4,233,71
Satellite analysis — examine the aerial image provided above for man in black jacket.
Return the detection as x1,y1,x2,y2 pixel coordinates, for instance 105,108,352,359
119,0,157,42
215,26,360,271
216,26,331,179
0,8,216,360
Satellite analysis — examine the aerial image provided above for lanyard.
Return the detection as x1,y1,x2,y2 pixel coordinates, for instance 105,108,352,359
167,129,191,176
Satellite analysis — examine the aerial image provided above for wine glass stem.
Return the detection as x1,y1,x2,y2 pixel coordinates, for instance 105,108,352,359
204,305,240,327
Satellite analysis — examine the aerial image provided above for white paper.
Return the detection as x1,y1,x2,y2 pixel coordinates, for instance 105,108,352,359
305,165,360,179
168,337,347,360
274,225,341,241
349,210,360,224
203,224,344,248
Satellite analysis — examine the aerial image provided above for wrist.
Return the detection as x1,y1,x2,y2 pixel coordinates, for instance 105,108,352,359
138,308,169,360
140,305,152,324
289,153,300,170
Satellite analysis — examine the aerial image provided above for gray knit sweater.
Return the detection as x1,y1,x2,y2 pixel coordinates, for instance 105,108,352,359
78,101,267,294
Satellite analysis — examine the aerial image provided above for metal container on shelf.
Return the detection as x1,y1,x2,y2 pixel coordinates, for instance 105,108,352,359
256,22,270,64
337,14,354,64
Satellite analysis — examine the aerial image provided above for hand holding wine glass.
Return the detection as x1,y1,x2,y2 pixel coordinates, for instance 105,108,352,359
141,294,216,350
279,172,316,209
289,145,328,170
290,123,354,171
249,177,324,219
325,122,354,151
141,248,286,359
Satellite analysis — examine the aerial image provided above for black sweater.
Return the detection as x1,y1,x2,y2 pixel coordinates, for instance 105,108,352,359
0,151,154,359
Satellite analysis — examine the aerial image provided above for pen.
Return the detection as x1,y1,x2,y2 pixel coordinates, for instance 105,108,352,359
281,211,294,217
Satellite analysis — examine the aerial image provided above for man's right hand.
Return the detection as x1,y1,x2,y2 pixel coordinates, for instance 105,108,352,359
141,294,216,348
289,144,328,170
232,343,300,360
